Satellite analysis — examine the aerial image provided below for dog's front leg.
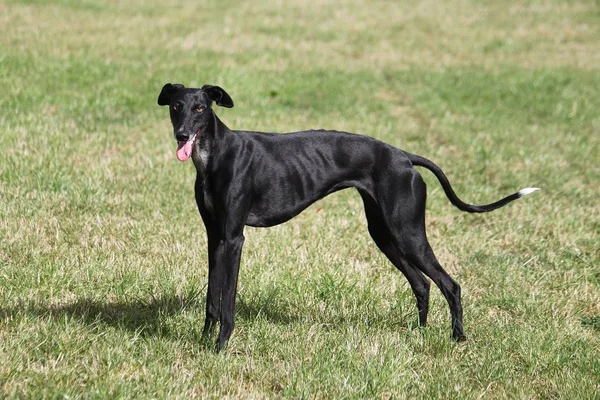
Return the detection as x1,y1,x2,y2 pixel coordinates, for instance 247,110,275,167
214,235,245,352
199,176,249,352
202,233,221,341
196,180,222,342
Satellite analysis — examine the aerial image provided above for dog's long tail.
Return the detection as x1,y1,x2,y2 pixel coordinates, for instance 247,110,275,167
405,152,539,213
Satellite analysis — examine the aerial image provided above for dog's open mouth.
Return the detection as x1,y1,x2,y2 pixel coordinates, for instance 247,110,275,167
176,133,197,162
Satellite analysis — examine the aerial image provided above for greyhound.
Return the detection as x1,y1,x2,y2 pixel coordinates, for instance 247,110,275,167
157,83,539,351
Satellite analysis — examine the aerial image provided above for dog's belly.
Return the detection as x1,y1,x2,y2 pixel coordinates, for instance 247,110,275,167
246,205,311,227
245,180,366,228
246,199,332,227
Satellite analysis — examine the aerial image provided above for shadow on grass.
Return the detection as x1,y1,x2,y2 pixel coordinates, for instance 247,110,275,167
0,290,415,342
235,292,302,325
580,315,600,332
0,294,205,341
0,291,304,340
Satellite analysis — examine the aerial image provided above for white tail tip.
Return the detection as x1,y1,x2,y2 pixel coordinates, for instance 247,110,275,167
518,187,540,197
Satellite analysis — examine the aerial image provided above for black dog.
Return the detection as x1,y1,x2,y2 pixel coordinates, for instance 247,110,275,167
157,83,538,351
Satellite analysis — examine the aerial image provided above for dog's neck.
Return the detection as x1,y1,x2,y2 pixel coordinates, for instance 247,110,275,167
192,137,211,172
192,112,226,174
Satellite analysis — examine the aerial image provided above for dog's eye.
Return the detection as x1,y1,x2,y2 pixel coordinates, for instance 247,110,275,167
196,106,205,114
172,104,179,112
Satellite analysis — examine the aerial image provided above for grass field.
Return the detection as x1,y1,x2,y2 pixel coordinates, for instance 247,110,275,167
1,0,599,398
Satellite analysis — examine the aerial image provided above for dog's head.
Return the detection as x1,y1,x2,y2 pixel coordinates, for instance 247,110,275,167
157,83,234,162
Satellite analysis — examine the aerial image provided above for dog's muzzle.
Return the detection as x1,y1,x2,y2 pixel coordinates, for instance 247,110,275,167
175,133,197,162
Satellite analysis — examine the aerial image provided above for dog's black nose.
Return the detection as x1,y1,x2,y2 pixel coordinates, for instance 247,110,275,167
175,133,190,142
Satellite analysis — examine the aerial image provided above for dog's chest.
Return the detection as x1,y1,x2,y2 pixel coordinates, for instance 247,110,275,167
195,178,214,215
192,142,210,170
192,142,215,214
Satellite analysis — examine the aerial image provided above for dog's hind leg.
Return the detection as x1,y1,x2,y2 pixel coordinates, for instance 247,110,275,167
376,170,466,341
361,192,431,328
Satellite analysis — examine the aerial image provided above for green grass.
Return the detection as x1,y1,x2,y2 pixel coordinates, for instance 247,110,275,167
1,0,599,398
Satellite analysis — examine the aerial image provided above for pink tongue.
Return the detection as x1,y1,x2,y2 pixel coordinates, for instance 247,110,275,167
176,136,195,162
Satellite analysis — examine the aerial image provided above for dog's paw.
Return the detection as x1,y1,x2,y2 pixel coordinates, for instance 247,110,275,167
452,333,467,342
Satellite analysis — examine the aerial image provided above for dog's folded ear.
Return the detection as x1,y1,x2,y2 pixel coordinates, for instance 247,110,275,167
202,85,234,108
157,83,185,106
